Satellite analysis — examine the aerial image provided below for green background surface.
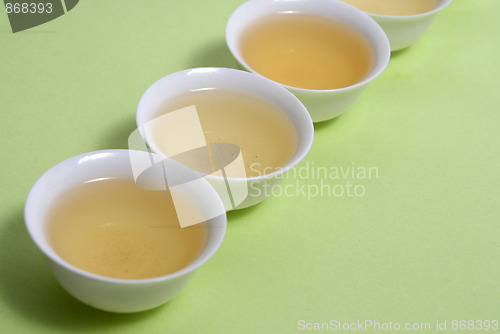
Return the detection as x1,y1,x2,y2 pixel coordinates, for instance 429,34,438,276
1,1,499,333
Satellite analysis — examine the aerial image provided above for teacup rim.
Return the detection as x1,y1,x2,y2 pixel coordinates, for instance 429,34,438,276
24,149,227,285
136,67,315,181
224,0,391,93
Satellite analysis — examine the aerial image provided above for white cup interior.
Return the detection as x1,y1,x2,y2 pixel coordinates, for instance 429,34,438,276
225,0,391,92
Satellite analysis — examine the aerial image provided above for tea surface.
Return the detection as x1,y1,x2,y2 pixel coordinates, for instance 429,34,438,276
240,13,374,90
151,89,298,178
47,178,207,279
341,0,438,16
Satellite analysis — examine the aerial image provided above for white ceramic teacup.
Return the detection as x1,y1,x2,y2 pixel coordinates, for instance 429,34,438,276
24,149,226,313
135,67,314,210
344,0,453,51
225,0,391,122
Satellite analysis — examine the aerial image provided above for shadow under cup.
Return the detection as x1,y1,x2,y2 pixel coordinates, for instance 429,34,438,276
24,149,226,313
135,67,315,211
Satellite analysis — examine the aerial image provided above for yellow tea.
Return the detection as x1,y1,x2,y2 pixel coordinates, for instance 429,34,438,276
47,178,207,280
341,0,438,16
150,89,298,178
240,13,374,90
